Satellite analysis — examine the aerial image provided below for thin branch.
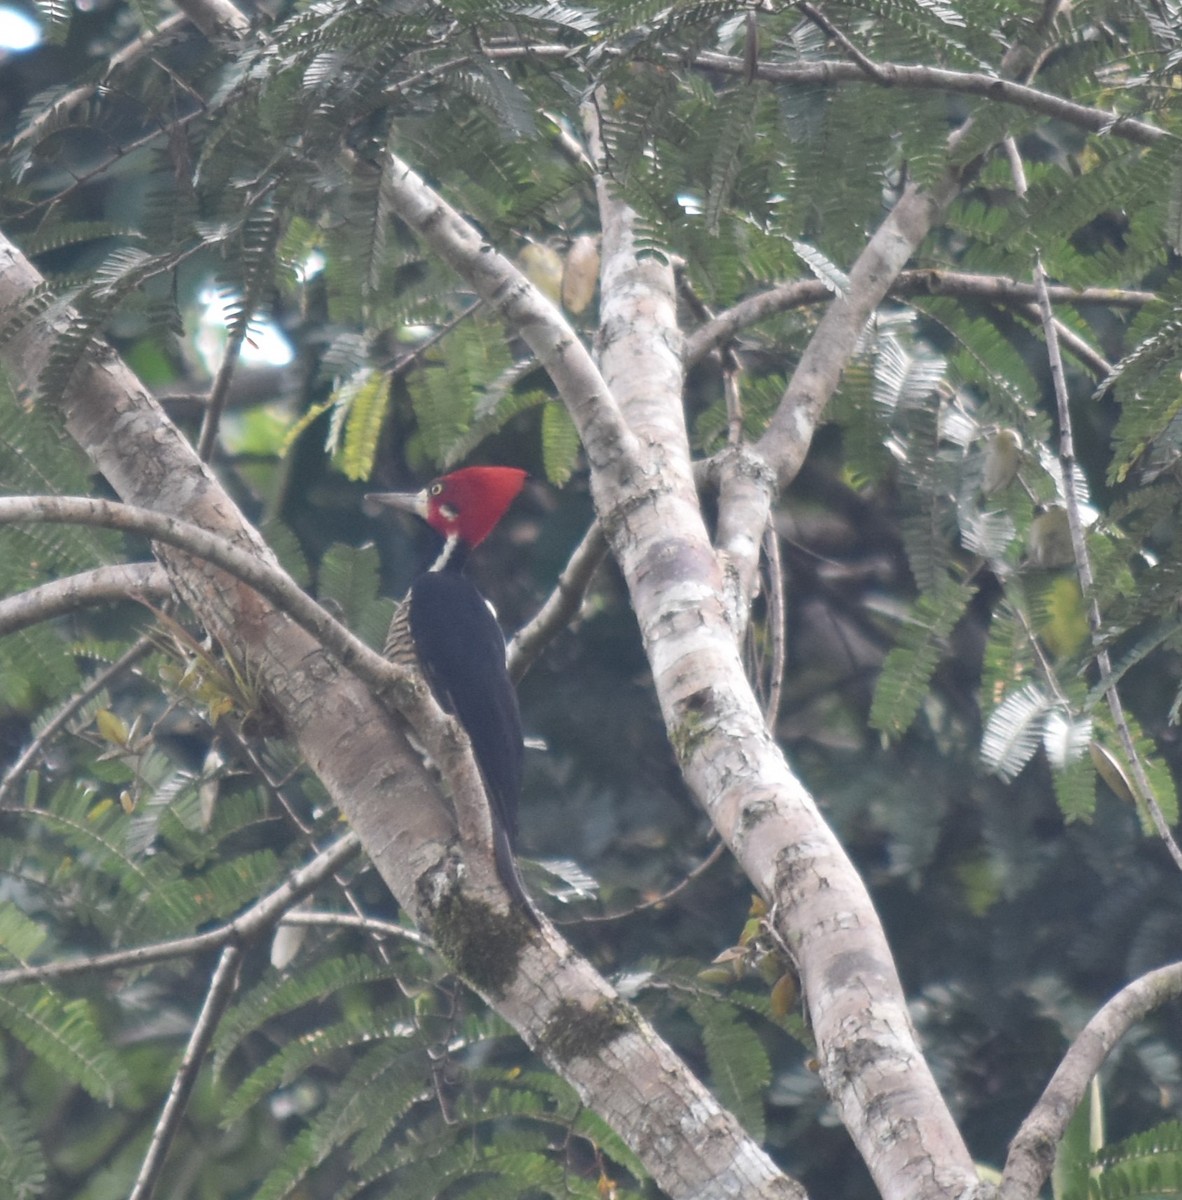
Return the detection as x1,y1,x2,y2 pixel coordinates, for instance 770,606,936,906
507,521,608,681
0,637,155,806
170,0,250,39
1018,303,1112,377
0,832,362,987
685,51,1167,147
1001,961,1182,1200
196,325,247,462
796,2,892,84
1005,136,1182,871
9,12,190,153
279,909,427,946
563,840,728,925
0,495,395,694
0,562,171,638
686,271,1156,367
128,944,243,1200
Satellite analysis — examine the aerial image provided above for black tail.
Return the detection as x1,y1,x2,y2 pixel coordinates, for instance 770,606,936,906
493,823,541,928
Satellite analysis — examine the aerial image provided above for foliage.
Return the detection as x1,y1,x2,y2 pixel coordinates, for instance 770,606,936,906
3,0,1182,1197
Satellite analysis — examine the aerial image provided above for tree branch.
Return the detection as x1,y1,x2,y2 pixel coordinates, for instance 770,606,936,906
8,12,191,154
0,227,805,1200
507,521,607,682
685,271,1155,367
686,51,1166,147
0,636,155,806
128,943,243,1200
0,831,362,987
380,143,639,484
0,562,172,638
1001,962,1182,1200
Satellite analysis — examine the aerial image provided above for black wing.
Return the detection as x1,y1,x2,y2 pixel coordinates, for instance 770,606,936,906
408,570,524,847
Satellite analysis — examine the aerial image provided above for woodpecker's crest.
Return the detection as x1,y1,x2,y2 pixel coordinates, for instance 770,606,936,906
366,466,527,550
424,467,527,547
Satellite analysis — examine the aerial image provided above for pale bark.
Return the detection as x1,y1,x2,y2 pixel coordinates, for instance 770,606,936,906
1001,962,1182,1200
371,114,983,1200
0,230,801,1200
0,562,171,637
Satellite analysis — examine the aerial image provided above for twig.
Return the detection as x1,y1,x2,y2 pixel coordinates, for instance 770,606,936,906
683,52,1166,147
1001,960,1182,1200
279,910,426,946
562,840,728,924
1018,303,1112,378
796,2,892,84
1004,136,1182,870
0,637,155,806
685,272,1155,367
508,521,608,681
0,562,171,638
196,323,247,462
390,300,484,377
128,944,243,1200
0,832,362,986
761,519,786,729
8,12,191,153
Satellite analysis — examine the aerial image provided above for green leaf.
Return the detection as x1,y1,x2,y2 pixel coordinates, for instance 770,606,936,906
0,1089,46,1200
870,576,978,737
336,368,392,482
317,542,393,649
1054,1076,1104,1200
0,985,131,1103
691,998,769,1142
540,402,580,486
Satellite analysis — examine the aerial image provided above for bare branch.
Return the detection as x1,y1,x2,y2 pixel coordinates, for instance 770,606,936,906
129,944,243,1200
508,521,608,681
1002,962,1182,1200
0,832,362,987
796,2,893,84
0,562,171,638
0,636,155,806
8,12,190,153
380,144,640,485
685,271,1155,367
279,909,426,946
0,495,394,690
170,0,250,39
687,51,1166,147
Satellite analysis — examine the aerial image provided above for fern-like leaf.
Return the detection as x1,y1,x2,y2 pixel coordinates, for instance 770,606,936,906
0,984,131,1103
691,998,770,1142
0,1089,46,1200
980,683,1053,781
870,576,978,737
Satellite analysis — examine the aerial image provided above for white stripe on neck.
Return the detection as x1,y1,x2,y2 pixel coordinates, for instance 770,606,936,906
429,533,461,572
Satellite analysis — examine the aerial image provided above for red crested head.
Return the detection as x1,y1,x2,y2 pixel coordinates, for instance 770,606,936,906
423,466,527,547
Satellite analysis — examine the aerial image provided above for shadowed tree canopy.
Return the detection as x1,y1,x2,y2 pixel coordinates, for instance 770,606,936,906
2,1,1182,1199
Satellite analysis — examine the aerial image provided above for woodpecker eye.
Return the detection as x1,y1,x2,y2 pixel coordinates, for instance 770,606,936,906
429,481,444,497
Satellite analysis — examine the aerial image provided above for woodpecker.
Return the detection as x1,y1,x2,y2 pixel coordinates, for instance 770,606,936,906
365,466,536,923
